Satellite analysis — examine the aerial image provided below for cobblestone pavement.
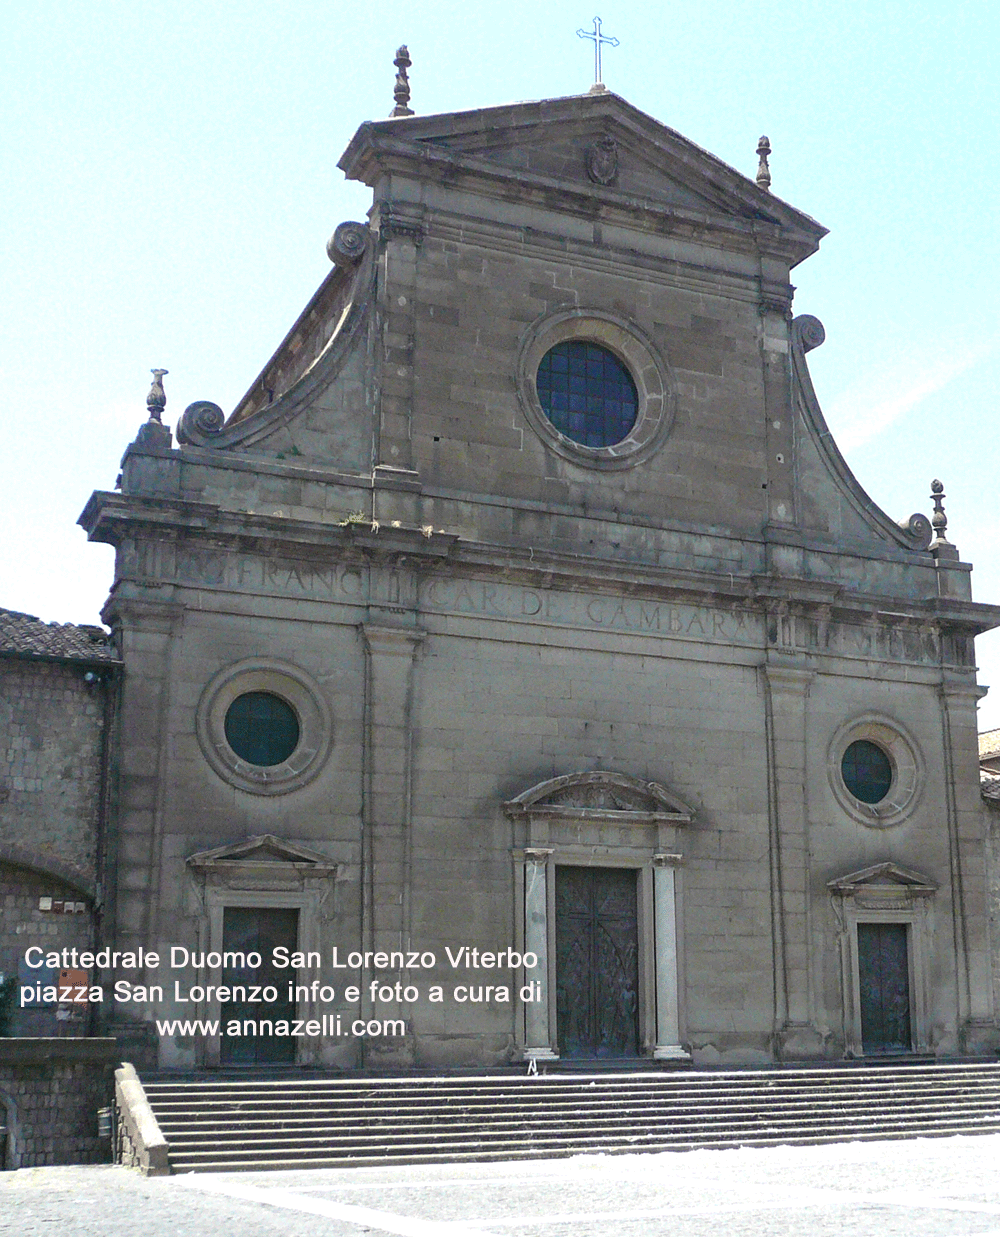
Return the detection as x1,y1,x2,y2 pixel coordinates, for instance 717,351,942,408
3,1134,1000,1237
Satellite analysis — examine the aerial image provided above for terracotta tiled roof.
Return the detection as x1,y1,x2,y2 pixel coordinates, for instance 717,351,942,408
0,608,119,664
981,770,1000,804
980,729,1000,760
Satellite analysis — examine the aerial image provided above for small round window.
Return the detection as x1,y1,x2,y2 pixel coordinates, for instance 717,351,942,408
224,692,300,767
536,342,638,447
841,739,893,804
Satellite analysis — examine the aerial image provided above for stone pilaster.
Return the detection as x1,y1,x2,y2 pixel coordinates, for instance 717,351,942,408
360,622,424,1064
103,597,183,955
940,671,1000,1051
764,662,824,1058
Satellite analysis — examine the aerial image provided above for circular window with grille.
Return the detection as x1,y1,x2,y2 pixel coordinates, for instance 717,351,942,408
224,692,300,767
516,308,674,469
536,341,638,447
196,659,332,795
828,717,922,827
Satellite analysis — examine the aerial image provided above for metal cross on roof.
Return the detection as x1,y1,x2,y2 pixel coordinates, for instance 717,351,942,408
577,17,618,90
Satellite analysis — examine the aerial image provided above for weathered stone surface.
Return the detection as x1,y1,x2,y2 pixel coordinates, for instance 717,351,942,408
65,88,1000,1072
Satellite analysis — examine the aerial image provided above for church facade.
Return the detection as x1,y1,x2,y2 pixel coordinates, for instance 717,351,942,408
78,88,1000,1069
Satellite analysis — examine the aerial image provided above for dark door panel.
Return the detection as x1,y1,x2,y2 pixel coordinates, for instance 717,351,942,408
555,866,639,1059
220,907,298,1065
858,922,911,1054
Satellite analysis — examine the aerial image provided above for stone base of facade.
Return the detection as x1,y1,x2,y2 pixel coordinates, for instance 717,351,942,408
774,1024,830,1061
960,1018,1000,1055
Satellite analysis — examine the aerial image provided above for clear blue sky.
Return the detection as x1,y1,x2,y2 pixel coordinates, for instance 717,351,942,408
4,0,999,725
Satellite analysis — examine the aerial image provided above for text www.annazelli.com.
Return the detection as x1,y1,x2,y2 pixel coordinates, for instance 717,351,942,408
154,1016,405,1039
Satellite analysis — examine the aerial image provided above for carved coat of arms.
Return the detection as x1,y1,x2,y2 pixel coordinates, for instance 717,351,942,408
585,136,619,186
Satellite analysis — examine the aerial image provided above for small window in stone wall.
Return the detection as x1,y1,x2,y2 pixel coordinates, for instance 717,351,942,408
841,739,893,804
196,658,333,795
224,692,300,767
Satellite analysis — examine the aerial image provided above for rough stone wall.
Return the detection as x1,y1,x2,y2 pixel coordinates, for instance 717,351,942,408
0,658,106,880
0,864,94,1037
0,1043,114,1168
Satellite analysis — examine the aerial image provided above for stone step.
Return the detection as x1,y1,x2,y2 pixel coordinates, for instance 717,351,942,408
152,1098,1000,1133
165,1115,1000,1171
164,1108,1000,1155
145,1076,1000,1102
135,1062,1000,1173
148,1090,1000,1123
143,1084,1000,1114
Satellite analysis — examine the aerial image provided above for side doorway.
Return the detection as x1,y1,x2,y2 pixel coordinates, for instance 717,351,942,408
220,907,299,1065
857,922,912,1054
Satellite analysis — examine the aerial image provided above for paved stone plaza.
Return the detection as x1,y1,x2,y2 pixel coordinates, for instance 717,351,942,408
3,1134,1000,1236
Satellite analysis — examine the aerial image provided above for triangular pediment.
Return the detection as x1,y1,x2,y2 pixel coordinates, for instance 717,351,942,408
428,118,725,216
340,92,825,256
505,770,694,821
828,861,938,895
187,834,335,868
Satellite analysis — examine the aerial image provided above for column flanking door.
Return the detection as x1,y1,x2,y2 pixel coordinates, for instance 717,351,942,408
220,907,298,1065
857,922,912,1054
555,866,639,1059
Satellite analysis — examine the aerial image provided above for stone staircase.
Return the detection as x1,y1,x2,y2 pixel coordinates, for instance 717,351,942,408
138,1061,1000,1173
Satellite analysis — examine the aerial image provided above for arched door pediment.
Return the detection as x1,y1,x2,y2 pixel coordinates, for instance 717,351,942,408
504,770,694,823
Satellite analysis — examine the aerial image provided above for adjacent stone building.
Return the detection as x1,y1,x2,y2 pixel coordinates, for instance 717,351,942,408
72,85,1000,1069
0,609,119,1038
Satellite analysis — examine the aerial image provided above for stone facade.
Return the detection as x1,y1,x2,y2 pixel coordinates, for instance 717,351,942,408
76,90,1000,1069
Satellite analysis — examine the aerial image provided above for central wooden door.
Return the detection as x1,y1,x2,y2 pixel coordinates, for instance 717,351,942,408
857,922,912,1054
555,866,639,1059
220,907,298,1065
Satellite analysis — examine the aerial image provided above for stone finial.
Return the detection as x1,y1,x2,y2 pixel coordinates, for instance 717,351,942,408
756,136,772,192
929,478,965,587
134,368,172,448
391,45,413,117
146,369,168,423
930,479,949,541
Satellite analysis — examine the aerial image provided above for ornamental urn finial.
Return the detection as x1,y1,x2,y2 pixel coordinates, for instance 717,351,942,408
930,479,949,541
146,368,168,423
391,45,413,117
756,136,772,192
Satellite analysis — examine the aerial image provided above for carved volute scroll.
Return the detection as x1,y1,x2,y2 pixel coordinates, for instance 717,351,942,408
794,314,825,353
177,401,225,447
896,511,933,550
326,221,369,268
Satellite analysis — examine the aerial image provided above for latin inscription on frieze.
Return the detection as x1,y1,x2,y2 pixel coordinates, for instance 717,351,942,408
131,542,942,663
418,579,759,644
